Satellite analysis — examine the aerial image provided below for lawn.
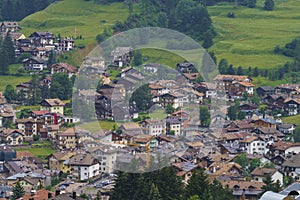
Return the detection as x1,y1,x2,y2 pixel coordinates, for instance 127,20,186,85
79,120,117,133
15,147,56,161
8,64,23,75
208,0,300,69
141,49,185,68
282,115,300,127
0,75,31,91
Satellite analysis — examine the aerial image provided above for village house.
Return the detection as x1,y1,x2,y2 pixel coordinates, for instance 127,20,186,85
275,83,300,96
0,145,16,162
176,62,197,73
119,122,141,136
50,63,78,78
9,32,26,44
56,128,78,150
206,161,244,181
16,118,43,137
263,94,287,110
143,63,159,74
140,119,165,135
251,167,283,185
56,38,74,52
239,135,267,155
111,46,132,67
29,31,55,47
239,103,258,119
284,98,300,115
6,172,47,194
269,141,300,157
87,145,117,173
20,189,55,200
256,86,275,98
0,129,24,145
132,134,158,149
23,57,47,71
194,82,216,98
67,153,100,181
40,99,65,115
220,180,265,200
48,152,75,173
252,118,277,129
172,162,199,185
165,116,182,136
83,56,105,68
0,21,21,33
0,106,14,127
277,123,296,135
282,153,300,180
213,75,254,99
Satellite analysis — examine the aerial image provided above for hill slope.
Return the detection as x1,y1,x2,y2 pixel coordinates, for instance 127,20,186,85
208,0,300,69
20,0,133,45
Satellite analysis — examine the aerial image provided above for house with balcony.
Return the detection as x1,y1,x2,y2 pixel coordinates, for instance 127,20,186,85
40,98,65,115
0,129,24,145
284,98,300,116
68,153,100,181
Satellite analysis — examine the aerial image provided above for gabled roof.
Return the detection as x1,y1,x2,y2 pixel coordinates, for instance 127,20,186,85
282,153,300,168
68,153,98,166
237,81,255,87
257,86,274,92
284,98,300,105
214,75,252,82
51,62,78,73
251,167,277,177
41,98,65,107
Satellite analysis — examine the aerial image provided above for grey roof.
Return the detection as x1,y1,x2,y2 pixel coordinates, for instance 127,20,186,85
7,161,23,173
280,182,300,199
257,86,274,91
259,191,286,200
282,154,300,168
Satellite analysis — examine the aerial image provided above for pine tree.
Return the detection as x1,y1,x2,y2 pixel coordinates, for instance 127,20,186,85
237,66,244,75
47,50,57,66
148,184,162,200
264,0,274,10
4,84,16,103
11,181,25,200
0,48,9,75
28,74,42,105
2,32,15,64
1,0,14,20
184,169,210,199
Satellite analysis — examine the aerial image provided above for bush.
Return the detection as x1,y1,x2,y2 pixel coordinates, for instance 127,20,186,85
227,12,235,18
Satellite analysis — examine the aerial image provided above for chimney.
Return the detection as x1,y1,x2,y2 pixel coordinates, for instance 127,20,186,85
72,191,77,199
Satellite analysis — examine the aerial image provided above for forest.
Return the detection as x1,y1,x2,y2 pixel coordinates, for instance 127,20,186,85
0,0,54,21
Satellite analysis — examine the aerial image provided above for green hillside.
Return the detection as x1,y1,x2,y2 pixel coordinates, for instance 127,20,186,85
20,0,136,45
208,0,300,69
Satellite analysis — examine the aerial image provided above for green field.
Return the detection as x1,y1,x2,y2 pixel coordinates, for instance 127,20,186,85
208,0,300,69
282,115,300,127
79,120,117,133
20,0,136,46
0,75,31,91
15,147,56,161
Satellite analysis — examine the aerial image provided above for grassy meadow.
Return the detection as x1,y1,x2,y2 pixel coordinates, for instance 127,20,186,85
208,0,300,69
0,75,31,91
20,0,136,46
